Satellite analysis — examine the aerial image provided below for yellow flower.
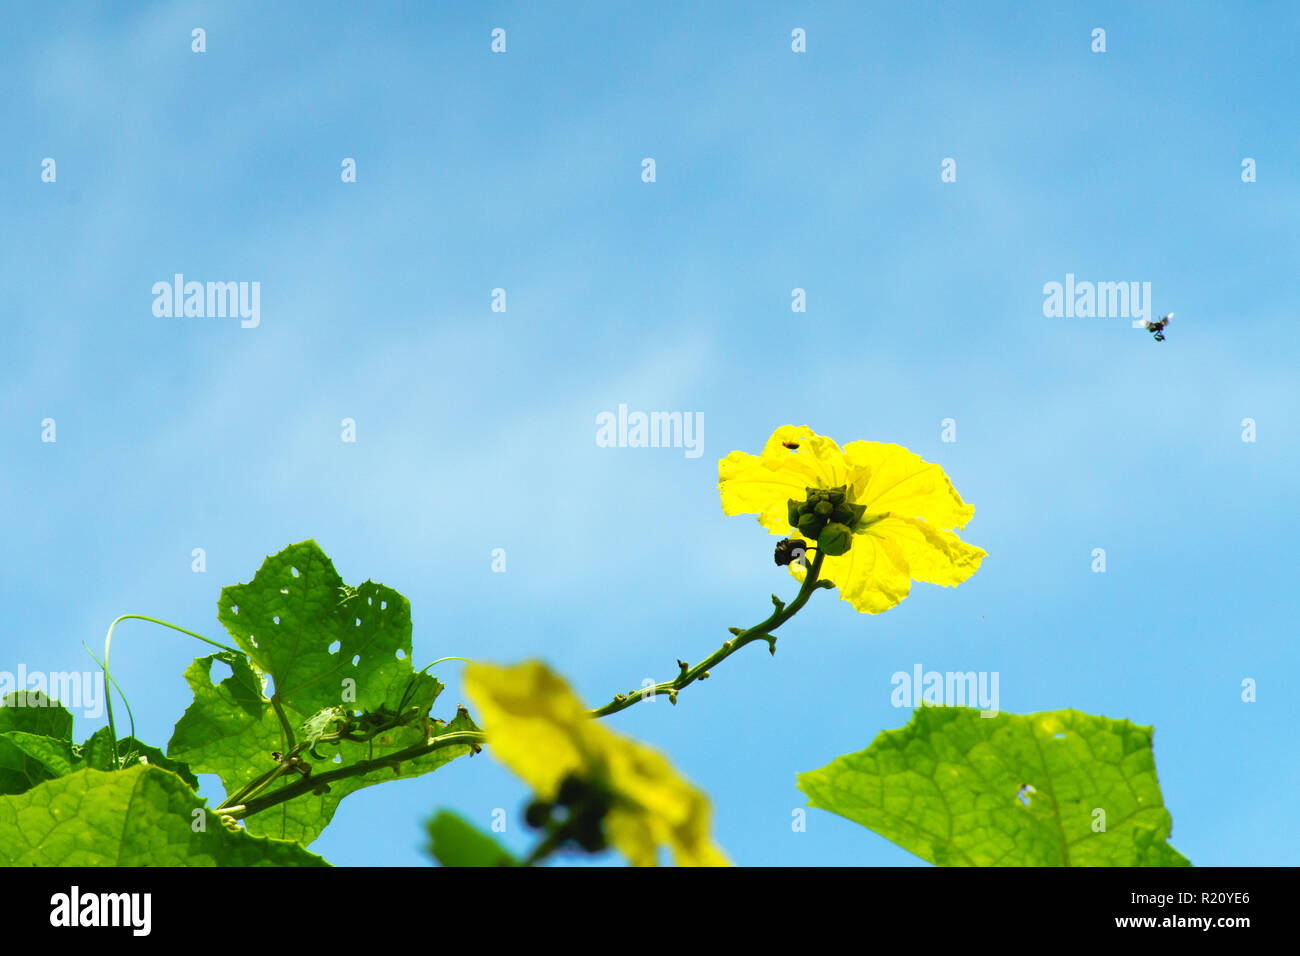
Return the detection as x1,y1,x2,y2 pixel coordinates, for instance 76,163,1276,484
718,425,986,614
463,661,730,867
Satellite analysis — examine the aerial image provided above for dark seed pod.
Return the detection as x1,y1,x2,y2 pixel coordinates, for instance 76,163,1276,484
524,801,553,829
774,538,809,566
573,822,607,853
556,774,588,807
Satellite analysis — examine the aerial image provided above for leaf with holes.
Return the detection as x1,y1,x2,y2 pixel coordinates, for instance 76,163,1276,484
218,540,414,718
0,764,328,866
166,542,478,846
167,652,281,808
797,707,1190,867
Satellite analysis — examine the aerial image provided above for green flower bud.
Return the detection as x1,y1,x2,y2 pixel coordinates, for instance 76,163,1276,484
827,488,846,505
787,499,801,526
797,512,826,539
814,500,834,516
817,522,854,557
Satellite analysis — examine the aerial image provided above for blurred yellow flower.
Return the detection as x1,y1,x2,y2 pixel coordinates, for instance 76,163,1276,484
719,425,986,614
463,661,730,867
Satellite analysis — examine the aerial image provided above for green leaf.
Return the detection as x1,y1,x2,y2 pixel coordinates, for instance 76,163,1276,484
0,684,199,793
113,737,200,790
217,540,416,718
167,542,477,845
0,692,76,794
427,810,519,867
0,732,77,777
797,707,1190,867
0,691,74,738
79,726,117,771
0,764,328,866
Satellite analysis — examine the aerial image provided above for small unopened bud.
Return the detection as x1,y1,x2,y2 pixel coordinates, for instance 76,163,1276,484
818,522,854,557
797,512,825,539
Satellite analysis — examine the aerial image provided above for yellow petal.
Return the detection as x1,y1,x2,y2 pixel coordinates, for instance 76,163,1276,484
718,426,852,534
463,661,731,867
602,740,731,867
718,450,805,534
842,441,975,529
792,531,913,614
462,661,587,800
865,515,986,587
792,515,987,613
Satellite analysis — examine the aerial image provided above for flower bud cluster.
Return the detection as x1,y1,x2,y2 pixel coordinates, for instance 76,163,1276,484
786,485,864,557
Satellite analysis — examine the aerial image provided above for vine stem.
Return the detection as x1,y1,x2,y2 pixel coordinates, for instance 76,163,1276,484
588,550,827,719
219,729,487,819
106,554,826,827
101,614,242,770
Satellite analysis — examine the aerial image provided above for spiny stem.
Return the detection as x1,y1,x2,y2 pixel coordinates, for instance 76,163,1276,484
224,730,487,820
588,551,827,719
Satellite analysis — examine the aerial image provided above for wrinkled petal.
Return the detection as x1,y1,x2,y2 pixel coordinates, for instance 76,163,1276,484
462,661,586,800
718,426,852,534
842,441,976,529
791,515,986,613
463,661,730,867
792,531,913,614
866,515,986,587
603,741,731,867
718,450,807,534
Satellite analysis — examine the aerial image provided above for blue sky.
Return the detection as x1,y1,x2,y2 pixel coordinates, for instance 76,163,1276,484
2,1,1296,866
